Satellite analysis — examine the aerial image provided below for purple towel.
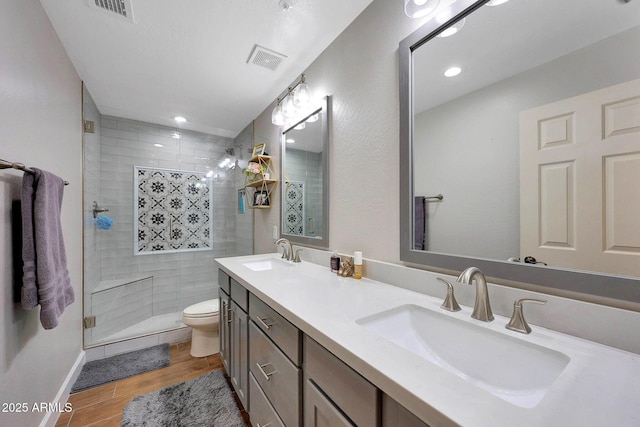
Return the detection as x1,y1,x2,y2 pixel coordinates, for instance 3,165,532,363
21,168,74,329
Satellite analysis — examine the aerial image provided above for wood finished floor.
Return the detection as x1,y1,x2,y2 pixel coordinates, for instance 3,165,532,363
55,341,251,427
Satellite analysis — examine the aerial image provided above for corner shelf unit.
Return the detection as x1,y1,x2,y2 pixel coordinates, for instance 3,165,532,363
244,155,278,209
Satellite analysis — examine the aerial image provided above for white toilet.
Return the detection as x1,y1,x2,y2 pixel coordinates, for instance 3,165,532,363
182,299,220,357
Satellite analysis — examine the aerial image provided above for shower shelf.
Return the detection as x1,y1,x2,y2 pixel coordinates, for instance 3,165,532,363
92,275,153,294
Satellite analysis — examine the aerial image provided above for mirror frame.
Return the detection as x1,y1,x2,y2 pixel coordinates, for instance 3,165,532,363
399,0,640,305
280,95,331,248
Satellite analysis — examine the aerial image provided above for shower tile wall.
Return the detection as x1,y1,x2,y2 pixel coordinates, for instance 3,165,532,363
89,115,248,343
233,122,255,255
286,148,323,236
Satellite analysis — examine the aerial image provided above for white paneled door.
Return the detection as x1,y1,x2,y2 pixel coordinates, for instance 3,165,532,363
520,78,640,276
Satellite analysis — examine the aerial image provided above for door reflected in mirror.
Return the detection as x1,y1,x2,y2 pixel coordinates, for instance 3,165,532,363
399,0,640,302
281,96,331,248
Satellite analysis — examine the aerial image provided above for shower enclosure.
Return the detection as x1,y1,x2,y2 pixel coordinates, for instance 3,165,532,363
82,86,253,347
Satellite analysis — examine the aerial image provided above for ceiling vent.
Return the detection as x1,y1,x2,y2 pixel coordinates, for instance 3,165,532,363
89,0,135,23
247,45,287,71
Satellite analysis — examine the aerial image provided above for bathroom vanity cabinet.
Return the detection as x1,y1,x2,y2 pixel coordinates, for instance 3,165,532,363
218,270,249,411
218,267,426,427
216,254,640,427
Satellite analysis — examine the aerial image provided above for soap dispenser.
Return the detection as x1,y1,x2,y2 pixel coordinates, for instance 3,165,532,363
354,251,363,279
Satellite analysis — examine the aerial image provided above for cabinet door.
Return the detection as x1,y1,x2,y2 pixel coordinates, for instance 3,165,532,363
219,289,231,373
305,379,354,427
231,301,249,411
382,394,430,427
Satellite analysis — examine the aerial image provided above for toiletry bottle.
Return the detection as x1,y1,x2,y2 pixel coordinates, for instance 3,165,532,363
330,252,340,273
354,251,363,279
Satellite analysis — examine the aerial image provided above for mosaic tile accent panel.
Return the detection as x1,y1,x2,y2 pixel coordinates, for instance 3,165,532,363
285,181,305,235
134,167,213,254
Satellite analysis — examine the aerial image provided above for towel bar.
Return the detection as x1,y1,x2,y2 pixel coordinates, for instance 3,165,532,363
0,158,69,185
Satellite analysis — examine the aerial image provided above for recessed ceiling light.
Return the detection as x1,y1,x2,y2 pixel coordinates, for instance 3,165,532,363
444,66,462,77
174,116,187,123
438,18,465,37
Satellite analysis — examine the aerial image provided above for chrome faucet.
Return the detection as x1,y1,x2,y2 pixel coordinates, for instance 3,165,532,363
275,238,293,261
457,267,494,322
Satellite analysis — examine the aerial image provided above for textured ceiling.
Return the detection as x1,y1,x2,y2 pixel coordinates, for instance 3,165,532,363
40,0,373,137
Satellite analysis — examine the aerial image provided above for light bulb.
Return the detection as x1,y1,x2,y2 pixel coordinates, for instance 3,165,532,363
271,104,285,125
404,0,440,19
282,95,296,117
293,82,312,108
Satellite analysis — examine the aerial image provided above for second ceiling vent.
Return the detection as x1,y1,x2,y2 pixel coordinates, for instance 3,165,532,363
89,0,135,23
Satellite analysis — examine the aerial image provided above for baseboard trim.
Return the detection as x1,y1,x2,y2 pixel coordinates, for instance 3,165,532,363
40,350,86,427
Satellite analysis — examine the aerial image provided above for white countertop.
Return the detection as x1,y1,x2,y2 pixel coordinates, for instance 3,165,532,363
216,253,640,427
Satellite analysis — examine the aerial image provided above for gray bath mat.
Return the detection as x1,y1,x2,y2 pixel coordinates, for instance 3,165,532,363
121,370,244,427
71,344,170,393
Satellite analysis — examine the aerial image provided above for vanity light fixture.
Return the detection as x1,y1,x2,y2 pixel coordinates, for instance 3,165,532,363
271,74,315,125
404,0,441,19
486,0,511,6
174,116,187,123
444,66,462,77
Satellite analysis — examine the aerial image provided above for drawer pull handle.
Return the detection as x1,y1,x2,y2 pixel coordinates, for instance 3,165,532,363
256,316,275,330
256,362,277,381
227,309,234,324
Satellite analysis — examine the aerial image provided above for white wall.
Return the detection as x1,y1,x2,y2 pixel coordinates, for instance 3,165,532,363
253,0,430,261
0,0,83,425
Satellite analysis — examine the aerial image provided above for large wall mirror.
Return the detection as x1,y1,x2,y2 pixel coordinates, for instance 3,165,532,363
281,96,331,248
400,0,640,305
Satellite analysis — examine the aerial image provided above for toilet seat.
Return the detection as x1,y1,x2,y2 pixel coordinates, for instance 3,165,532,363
183,299,219,318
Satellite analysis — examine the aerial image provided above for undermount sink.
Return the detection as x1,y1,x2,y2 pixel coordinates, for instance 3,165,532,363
356,304,570,408
243,257,294,271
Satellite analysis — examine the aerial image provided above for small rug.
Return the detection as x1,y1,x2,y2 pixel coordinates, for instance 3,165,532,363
71,344,170,393
121,370,244,427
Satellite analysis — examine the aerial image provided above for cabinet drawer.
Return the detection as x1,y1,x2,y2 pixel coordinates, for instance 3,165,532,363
305,379,355,427
304,336,380,427
249,372,285,427
249,322,301,427
231,278,248,312
249,293,301,366
218,269,230,294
